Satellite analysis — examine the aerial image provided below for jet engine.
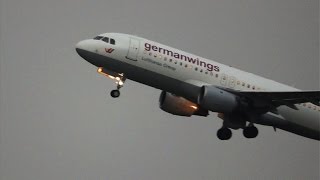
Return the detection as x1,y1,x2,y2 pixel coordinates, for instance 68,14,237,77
197,86,239,113
159,91,208,117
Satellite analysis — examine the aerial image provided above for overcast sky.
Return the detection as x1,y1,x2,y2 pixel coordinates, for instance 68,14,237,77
0,0,319,180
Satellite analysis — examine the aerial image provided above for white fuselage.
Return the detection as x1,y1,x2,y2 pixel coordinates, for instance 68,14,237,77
76,33,320,140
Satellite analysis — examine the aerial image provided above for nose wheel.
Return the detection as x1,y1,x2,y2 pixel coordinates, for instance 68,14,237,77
110,89,120,98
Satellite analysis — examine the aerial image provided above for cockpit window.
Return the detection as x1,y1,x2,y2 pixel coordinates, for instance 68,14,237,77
102,37,109,43
93,36,103,40
110,38,115,45
94,36,116,45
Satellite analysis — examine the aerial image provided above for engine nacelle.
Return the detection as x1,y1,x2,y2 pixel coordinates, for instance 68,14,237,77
159,91,208,117
197,86,239,113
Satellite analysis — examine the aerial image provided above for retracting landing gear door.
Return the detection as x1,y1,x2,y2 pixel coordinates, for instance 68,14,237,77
126,38,140,61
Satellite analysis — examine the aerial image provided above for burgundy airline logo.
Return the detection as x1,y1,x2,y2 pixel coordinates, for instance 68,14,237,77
105,48,115,53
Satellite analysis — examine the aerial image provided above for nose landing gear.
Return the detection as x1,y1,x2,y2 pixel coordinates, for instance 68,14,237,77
110,75,125,98
110,82,123,98
97,67,126,98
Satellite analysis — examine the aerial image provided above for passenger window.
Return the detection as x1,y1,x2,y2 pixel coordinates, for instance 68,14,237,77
110,38,115,45
102,37,109,43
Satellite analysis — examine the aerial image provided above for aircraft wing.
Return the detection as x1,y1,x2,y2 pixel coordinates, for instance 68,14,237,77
221,88,320,107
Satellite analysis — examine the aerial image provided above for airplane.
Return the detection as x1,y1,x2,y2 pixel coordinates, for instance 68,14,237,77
75,33,320,141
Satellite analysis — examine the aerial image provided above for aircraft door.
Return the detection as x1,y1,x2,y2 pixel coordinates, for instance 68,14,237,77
126,38,140,61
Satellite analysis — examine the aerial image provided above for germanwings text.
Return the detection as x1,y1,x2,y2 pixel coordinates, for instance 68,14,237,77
144,43,220,72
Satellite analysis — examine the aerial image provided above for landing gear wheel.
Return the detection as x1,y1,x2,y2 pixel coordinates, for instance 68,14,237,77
243,126,258,139
110,90,120,98
217,128,232,140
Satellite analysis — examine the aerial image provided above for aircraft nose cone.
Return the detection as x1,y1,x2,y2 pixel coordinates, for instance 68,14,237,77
75,39,100,66
75,40,87,51
76,40,90,59
75,40,91,58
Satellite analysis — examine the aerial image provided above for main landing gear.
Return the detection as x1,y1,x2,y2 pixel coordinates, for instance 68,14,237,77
216,125,259,140
243,125,258,139
217,127,232,140
216,113,259,140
